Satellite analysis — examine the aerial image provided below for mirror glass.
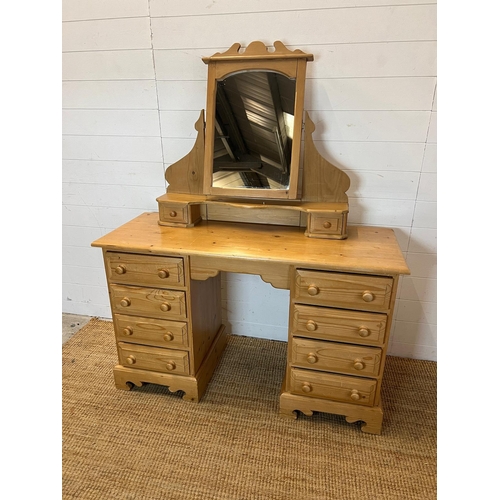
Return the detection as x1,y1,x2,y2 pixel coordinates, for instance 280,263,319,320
211,71,296,190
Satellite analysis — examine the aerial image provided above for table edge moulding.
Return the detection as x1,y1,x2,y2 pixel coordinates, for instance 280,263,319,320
91,41,410,435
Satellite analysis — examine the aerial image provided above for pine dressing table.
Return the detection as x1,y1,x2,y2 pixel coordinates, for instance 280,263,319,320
92,42,410,434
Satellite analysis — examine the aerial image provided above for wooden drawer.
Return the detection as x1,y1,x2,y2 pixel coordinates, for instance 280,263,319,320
114,314,188,349
110,284,187,320
292,304,387,347
106,252,184,287
290,368,377,406
294,270,393,312
308,212,345,237
159,203,189,224
291,337,382,377
117,342,190,375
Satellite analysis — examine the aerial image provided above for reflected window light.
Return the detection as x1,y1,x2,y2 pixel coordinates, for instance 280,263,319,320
283,112,294,139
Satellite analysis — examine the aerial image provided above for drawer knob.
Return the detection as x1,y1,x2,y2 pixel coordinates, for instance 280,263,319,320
123,327,133,336
163,332,174,342
169,210,177,218
307,353,318,364
353,359,365,371
301,382,312,393
126,355,136,365
306,320,317,332
350,389,361,401
323,221,332,229
160,302,171,312
307,285,319,296
158,269,170,279
115,265,126,275
358,327,370,338
362,291,374,302
120,298,131,307
165,361,176,371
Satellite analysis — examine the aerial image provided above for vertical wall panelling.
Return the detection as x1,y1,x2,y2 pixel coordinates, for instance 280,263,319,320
62,0,437,360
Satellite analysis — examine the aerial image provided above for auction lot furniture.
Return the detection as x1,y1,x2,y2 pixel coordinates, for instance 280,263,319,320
92,42,409,434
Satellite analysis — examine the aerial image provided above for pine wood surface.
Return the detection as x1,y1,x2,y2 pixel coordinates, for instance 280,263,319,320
109,284,187,320
291,337,382,377
289,368,377,407
92,212,410,277
117,342,190,376
291,304,387,346
105,252,185,287
113,314,189,349
294,269,394,311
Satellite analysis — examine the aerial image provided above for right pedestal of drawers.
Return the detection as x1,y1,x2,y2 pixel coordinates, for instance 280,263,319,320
280,268,399,435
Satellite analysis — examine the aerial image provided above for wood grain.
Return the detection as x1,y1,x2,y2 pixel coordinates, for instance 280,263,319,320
294,269,393,311
113,314,189,349
117,342,190,376
106,251,185,287
291,337,382,377
109,284,187,320
291,304,387,346
165,110,205,195
92,213,410,277
289,368,377,406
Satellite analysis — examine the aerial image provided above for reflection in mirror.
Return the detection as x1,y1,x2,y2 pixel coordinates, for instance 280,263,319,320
212,71,296,190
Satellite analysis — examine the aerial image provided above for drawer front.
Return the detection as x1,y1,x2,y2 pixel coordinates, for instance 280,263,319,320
110,285,187,320
114,314,188,349
308,212,344,236
106,252,184,287
294,270,393,311
290,368,377,406
292,304,387,347
291,337,382,377
159,203,189,224
117,342,190,375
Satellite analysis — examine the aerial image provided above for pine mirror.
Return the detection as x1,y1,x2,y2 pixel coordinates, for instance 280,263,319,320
202,41,313,200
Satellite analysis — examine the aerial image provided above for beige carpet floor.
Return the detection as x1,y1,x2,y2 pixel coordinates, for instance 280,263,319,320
63,318,437,499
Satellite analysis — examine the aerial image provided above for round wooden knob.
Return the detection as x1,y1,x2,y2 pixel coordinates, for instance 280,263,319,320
353,360,365,370
120,298,131,307
158,269,169,279
115,265,126,275
123,327,133,336
126,355,136,365
165,361,176,371
160,302,171,312
307,353,318,364
301,382,312,393
358,327,370,338
306,320,317,332
169,211,177,218
362,291,374,302
163,332,174,342
323,221,332,229
307,285,319,296
350,389,360,401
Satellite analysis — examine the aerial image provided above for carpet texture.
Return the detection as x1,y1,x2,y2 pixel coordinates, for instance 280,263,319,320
63,318,437,499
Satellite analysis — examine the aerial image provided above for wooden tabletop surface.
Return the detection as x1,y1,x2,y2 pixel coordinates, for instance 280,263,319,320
92,212,410,276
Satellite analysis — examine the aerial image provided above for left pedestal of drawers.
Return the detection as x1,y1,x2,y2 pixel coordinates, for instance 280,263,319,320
101,250,226,402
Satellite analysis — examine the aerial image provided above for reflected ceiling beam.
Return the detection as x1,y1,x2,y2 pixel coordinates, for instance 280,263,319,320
216,84,247,155
267,73,290,172
214,117,235,160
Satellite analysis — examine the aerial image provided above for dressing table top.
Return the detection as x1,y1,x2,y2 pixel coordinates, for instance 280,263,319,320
92,212,410,277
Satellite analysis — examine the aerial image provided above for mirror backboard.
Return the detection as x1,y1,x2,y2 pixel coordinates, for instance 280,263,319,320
203,41,313,200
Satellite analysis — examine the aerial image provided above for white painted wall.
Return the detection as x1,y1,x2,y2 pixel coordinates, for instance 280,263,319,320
62,0,437,361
